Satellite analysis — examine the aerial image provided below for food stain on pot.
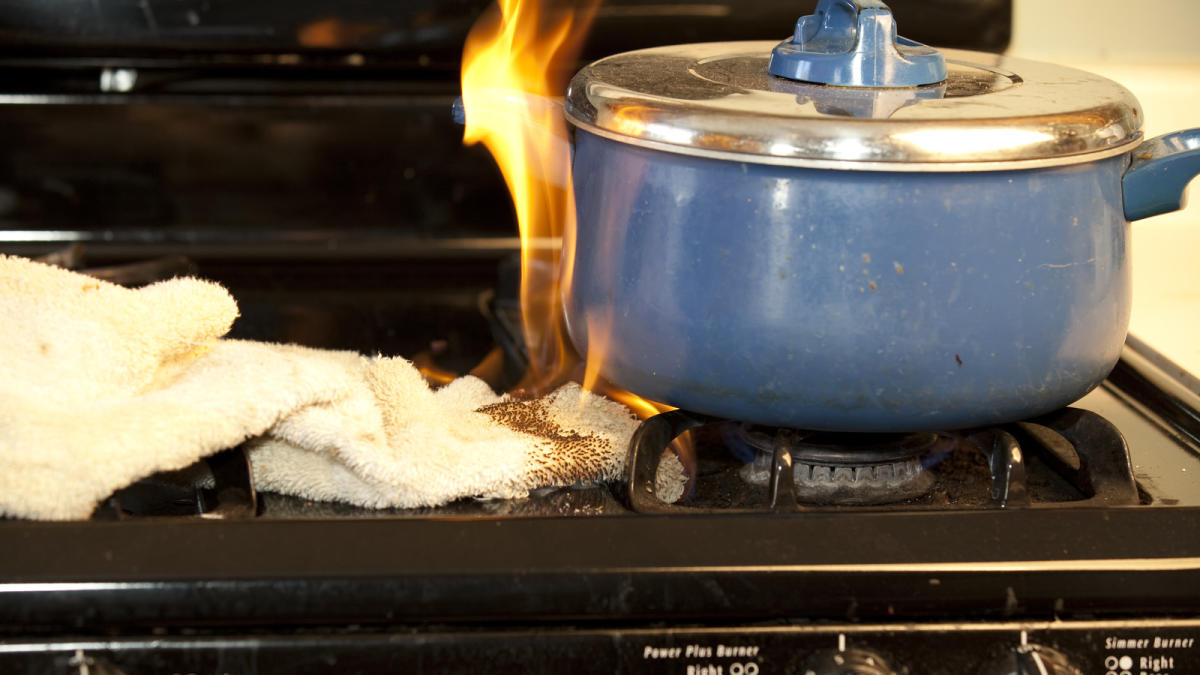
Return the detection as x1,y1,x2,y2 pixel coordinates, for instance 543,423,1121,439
869,281,878,291
893,262,905,274
955,354,963,367
862,253,871,263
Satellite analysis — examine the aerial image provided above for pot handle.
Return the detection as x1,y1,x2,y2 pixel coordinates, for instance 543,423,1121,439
1123,128,1200,221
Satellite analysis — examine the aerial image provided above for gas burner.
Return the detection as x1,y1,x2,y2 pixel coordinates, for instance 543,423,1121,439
621,408,1141,514
735,428,943,505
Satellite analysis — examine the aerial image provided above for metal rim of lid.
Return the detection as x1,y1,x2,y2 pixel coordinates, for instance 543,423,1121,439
564,42,1145,172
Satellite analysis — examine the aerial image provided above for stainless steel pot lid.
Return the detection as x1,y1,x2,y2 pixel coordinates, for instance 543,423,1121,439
563,2,1143,171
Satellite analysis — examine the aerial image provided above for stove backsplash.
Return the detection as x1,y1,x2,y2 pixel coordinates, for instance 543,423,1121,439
0,0,1010,61
0,0,1010,264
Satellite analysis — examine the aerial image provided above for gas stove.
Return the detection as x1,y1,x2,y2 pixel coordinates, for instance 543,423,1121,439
2,0,1200,673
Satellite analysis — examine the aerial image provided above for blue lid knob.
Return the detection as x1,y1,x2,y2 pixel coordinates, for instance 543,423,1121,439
768,0,947,88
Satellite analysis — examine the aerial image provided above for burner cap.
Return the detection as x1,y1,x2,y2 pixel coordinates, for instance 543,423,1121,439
737,427,941,505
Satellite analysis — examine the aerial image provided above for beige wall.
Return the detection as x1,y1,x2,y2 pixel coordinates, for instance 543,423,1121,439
1008,1,1200,373
1009,0,1200,63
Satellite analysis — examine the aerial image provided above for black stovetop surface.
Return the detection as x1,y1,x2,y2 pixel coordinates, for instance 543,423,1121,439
0,256,1198,633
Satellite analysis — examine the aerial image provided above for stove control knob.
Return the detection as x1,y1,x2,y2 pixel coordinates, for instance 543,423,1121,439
983,644,1082,675
804,647,897,675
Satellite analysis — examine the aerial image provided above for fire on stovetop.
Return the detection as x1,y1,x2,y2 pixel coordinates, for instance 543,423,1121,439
458,0,696,489
459,2,679,411
460,0,587,392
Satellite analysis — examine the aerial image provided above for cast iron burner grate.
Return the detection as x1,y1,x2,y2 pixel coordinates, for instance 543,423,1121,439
621,407,1141,514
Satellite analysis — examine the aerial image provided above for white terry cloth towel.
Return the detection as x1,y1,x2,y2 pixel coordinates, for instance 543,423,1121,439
0,255,640,520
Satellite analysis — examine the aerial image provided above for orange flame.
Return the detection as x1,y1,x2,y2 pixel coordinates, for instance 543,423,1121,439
602,386,676,419
460,0,597,391
459,0,682,434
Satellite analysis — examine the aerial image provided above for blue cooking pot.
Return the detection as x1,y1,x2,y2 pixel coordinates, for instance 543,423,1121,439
561,1,1200,431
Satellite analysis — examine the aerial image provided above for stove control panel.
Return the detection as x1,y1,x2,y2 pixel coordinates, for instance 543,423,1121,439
981,643,1082,675
805,646,898,675
621,622,1198,675
3,618,1199,674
